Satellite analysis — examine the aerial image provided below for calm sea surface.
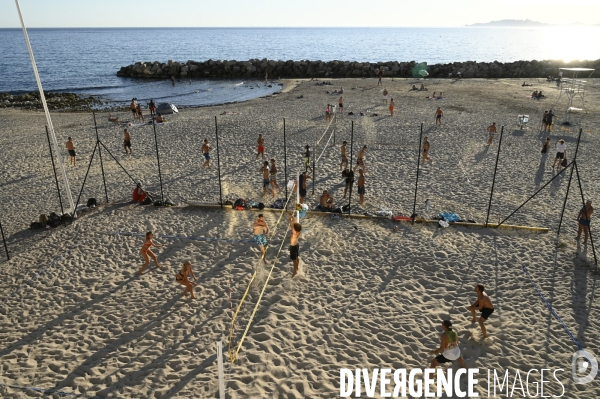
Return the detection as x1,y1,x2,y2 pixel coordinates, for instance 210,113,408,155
2,27,599,106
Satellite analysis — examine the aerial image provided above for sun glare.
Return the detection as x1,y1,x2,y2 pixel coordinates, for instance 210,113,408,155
536,26,600,62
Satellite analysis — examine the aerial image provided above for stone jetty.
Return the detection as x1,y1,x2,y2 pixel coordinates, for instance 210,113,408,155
117,59,600,79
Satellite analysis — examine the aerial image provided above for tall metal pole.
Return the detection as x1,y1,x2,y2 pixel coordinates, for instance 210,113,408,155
0,218,9,261
92,112,109,203
485,126,504,227
45,126,65,219
557,128,583,237
574,161,598,267
151,114,164,203
347,121,354,215
215,116,223,208
283,118,288,201
412,123,423,221
75,142,98,217
312,136,316,196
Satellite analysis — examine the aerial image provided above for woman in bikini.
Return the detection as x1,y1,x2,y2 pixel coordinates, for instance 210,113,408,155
176,261,198,299
269,158,282,196
138,231,165,275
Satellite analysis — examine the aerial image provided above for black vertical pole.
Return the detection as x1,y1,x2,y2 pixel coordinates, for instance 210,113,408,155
215,116,223,208
333,112,336,146
348,121,354,215
312,136,316,196
45,126,65,219
75,142,98,215
92,112,109,203
557,128,583,236
0,218,9,261
151,114,164,203
574,161,598,267
412,123,423,221
485,126,504,227
284,118,288,201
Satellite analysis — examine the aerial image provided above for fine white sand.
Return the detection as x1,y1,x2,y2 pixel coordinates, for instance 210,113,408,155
0,77,599,398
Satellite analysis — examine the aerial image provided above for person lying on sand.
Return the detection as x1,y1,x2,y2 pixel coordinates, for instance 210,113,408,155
138,231,165,275
467,284,494,338
176,261,198,299
108,114,119,123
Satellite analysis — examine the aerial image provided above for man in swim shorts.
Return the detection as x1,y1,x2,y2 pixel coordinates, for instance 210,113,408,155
299,171,310,204
353,145,367,173
201,139,212,168
260,161,271,198
130,98,137,119
576,200,594,244
319,190,335,212
340,141,348,170
552,139,567,169
288,213,302,277
303,145,312,173
123,128,132,155
256,134,265,160
253,214,270,263
429,320,467,369
467,284,495,338
342,168,354,198
148,99,155,115
487,122,497,146
435,107,443,126
66,137,76,166
421,136,432,164
357,169,365,204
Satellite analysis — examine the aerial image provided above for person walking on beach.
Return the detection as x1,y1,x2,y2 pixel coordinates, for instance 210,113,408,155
303,145,312,173
325,104,331,123
138,231,165,275
353,145,367,173
435,107,444,126
338,96,344,114
357,169,366,205
201,139,212,168
576,200,594,244
253,214,270,263
288,213,303,277
176,261,198,299
170,75,175,86
260,161,271,198
382,88,388,104
541,111,548,131
149,99,156,115
378,72,383,87
299,171,310,204
546,110,557,132
429,320,467,369
467,284,495,339
389,98,395,117
136,103,144,122
256,134,265,160
66,137,76,166
540,137,551,165
340,141,348,170
421,136,433,164
487,122,497,146
342,168,354,198
123,129,132,155
130,98,137,120
552,139,567,169
269,159,282,195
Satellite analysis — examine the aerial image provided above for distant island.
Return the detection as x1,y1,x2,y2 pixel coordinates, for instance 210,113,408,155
466,19,600,27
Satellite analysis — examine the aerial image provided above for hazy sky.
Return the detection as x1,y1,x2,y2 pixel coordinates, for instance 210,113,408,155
2,0,600,28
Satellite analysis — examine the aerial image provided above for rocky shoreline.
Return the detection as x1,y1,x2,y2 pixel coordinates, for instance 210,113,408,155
0,92,105,111
117,58,600,79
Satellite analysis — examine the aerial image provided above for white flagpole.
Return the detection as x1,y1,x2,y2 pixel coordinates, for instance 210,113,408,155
14,0,76,217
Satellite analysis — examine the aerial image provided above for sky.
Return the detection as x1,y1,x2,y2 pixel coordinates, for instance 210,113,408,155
1,0,600,28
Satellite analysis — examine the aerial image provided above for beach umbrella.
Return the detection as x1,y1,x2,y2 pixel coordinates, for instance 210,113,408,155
419,70,429,77
156,103,179,115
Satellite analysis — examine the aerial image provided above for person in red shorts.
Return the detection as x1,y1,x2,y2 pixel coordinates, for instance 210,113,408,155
256,134,265,160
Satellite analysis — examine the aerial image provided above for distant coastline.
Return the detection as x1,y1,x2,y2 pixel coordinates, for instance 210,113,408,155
466,19,600,28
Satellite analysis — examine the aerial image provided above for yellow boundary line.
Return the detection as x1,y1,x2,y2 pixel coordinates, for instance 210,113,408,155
227,184,296,362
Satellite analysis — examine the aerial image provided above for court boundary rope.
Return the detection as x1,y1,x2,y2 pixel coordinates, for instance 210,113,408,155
228,184,297,362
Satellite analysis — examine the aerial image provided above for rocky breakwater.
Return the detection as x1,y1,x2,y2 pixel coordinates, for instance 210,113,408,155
0,92,103,111
117,58,600,79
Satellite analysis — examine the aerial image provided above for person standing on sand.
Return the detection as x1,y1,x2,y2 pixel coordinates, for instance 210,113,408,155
260,161,271,198
421,136,433,164
389,98,395,117
552,139,567,169
357,169,366,204
546,110,557,131
487,122,497,146
149,99,155,115
325,104,331,123
338,96,344,114
340,141,348,170
576,200,594,243
130,98,137,120
170,75,175,86
467,284,494,339
342,168,354,198
429,320,467,369
256,134,265,160
201,139,212,168
269,159,282,195
176,262,198,299
253,214,270,263
540,137,551,165
123,129,132,155
288,213,302,277
303,145,312,173
138,231,165,275
541,111,548,131
435,107,444,125
354,145,367,173
382,88,388,104
299,171,310,204
66,137,76,166
136,103,144,122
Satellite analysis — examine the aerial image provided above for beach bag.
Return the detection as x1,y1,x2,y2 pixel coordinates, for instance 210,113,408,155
86,198,97,207
141,197,152,205
561,158,568,167
30,222,43,229
233,198,246,210
39,214,48,226
341,204,351,213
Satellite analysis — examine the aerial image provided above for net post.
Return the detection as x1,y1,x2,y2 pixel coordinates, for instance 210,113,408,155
92,112,109,203
297,172,300,222
284,118,288,201
557,162,575,238
217,341,226,399
0,218,9,261
75,142,99,217
45,125,65,221
151,113,164,203
485,126,504,227
348,121,354,215
574,161,598,267
412,123,423,222
215,116,223,208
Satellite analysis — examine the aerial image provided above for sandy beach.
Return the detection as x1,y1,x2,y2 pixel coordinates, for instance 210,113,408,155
0,77,599,398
